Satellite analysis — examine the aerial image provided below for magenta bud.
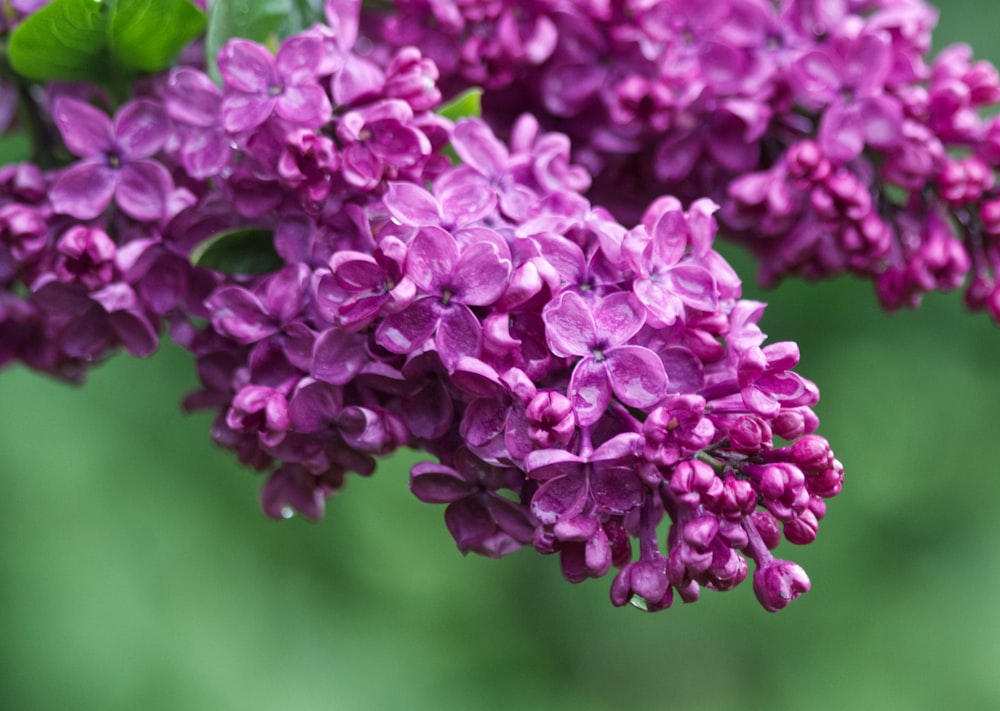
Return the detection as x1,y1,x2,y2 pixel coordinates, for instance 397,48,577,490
712,475,756,520
682,514,719,549
981,198,1000,235
728,414,772,454
785,140,830,182
807,458,845,498
669,460,722,508
791,435,833,472
773,407,819,439
749,511,781,550
783,510,819,545
525,390,576,447
753,560,810,612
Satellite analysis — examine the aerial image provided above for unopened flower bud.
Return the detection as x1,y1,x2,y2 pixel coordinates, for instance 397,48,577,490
753,560,810,612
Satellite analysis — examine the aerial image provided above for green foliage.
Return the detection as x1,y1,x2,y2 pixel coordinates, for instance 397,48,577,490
190,228,283,275
7,0,205,86
204,0,325,83
437,88,483,122
438,88,484,163
0,132,32,164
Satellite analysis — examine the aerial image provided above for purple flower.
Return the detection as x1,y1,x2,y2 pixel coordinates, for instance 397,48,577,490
336,100,432,190
737,343,819,417
791,31,903,162
375,225,510,365
542,290,667,426
753,559,811,613
52,226,116,290
624,198,720,326
50,98,173,221
205,264,310,345
411,447,535,558
165,68,233,179
218,37,333,133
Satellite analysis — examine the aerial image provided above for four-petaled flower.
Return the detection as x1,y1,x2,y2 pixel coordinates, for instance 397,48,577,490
542,290,668,426
51,98,174,222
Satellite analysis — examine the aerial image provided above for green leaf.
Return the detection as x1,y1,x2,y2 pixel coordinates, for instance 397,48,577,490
277,0,326,42
0,132,33,165
108,0,206,74
437,88,483,122
191,228,283,275
8,0,206,85
205,0,292,84
437,88,484,164
8,0,109,84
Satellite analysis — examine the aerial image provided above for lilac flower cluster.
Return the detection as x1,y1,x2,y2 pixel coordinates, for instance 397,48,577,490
0,0,842,612
190,105,842,611
369,0,1000,321
0,101,178,380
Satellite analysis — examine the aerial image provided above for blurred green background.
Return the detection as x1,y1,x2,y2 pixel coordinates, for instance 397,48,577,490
3,2,1000,709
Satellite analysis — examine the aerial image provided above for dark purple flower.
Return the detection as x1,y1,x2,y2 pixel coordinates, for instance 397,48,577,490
51,98,173,221
542,290,667,426
165,68,233,179
218,36,333,133
375,225,510,365
410,447,535,558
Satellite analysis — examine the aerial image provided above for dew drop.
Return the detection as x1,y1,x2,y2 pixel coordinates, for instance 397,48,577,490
280,506,294,520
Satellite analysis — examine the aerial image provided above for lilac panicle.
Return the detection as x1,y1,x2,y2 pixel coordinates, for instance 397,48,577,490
365,0,1000,323
0,1,843,614
173,25,840,609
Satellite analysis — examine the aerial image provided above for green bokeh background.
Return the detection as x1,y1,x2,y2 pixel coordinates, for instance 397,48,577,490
3,3,1000,708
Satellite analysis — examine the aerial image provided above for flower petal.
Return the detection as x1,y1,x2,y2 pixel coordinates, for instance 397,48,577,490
218,39,276,93
312,328,369,385
109,309,158,357
589,464,644,514
406,226,458,293
451,241,510,306
385,182,442,227
115,100,169,158
665,263,718,312
543,290,596,357
276,82,332,127
221,92,276,134
531,475,588,525
605,345,668,408
276,34,325,83
206,286,275,344
50,162,116,220
594,291,646,346
410,463,475,503
165,68,222,127
568,356,611,426
375,296,439,353
436,304,483,366
116,161,172,222
53,98,113,157
452,118,509,177
288,379,342,432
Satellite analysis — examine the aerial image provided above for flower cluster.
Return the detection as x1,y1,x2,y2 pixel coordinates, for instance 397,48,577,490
369,0,1000,320
189,105,842,611
0,0,843,612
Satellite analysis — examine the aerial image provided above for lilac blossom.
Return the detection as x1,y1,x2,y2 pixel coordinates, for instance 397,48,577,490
176,92,841,612
0,1,845,615
50,98,174,222
218,36,333,133
365,0,1000,323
